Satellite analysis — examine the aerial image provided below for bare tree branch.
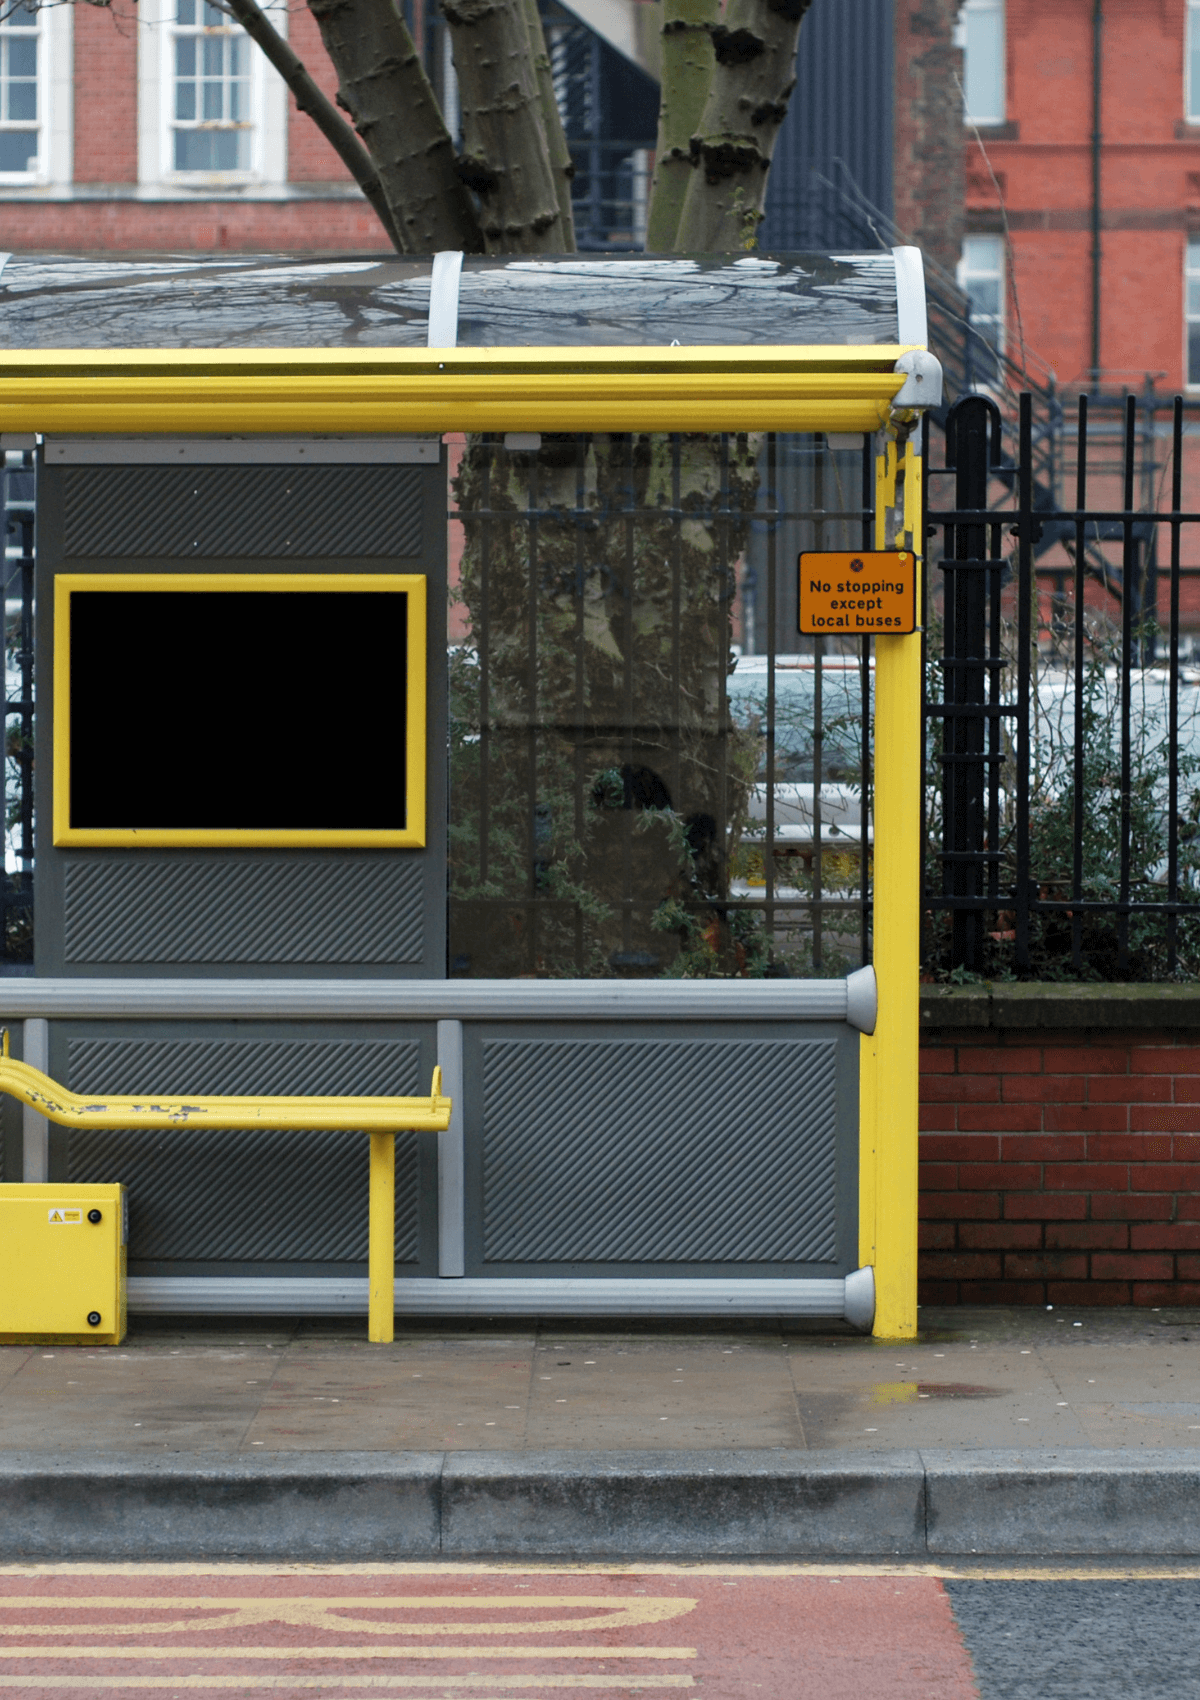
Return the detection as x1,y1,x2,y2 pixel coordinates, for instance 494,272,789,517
674,0,813,251
519,0,575,250
306,0,482,253
222,0,404,249
442,0,564,253
645,0,717,252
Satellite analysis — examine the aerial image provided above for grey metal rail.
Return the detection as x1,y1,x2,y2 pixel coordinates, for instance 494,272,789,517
0,968,877,1032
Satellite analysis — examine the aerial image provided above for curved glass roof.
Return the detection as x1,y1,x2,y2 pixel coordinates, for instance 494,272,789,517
0,251,903,350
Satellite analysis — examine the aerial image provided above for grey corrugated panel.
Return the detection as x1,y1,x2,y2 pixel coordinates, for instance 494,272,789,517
63,857,426,965
125,1275,856,1316
0,978,853,1021
761,0,894,251
66,1038,423,1263
45,438,439,465
62,464,425,559
482,1038,839,1264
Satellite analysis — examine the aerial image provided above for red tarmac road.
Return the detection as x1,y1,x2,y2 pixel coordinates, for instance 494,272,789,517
0,1563,981,1699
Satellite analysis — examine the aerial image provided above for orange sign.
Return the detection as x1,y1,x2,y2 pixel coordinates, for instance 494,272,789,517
797,550,917,635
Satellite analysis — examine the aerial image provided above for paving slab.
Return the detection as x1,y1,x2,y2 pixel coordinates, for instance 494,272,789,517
7,1307,1198,1456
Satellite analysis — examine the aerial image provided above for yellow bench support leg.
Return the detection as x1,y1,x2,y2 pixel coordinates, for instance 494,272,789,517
368,1130,395,1344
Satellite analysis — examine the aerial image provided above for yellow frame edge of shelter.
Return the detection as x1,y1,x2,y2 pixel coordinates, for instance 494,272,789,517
52,573,428,850
9,342,921,1342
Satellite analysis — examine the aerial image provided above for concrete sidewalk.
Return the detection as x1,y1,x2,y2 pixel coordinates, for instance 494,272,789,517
3,1306,1200,1558
3,1305,1198,1455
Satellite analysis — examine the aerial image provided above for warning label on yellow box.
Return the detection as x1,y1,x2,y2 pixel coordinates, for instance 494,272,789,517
797,550,917,634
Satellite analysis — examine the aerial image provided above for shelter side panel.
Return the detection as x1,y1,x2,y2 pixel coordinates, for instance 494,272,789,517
45,1020,439,1279
34,452,448,977
461,1019,858,1278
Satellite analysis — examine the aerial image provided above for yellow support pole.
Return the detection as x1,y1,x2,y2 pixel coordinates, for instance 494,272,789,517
869,428,923,1340
368,1131,396,1346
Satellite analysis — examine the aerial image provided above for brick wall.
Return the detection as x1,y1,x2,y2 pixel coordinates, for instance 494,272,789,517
919,991,1200,1306
893,0,965,279
0,199,389,254
74,4,138,184
287,6,355,185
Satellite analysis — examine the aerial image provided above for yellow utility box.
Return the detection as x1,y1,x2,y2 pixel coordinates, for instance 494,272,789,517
0,1183,127,1345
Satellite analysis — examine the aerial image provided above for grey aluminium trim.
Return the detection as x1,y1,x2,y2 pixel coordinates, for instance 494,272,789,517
42,437,440,465
0,976,868,1026
126,1274,875,1326
436,1018,465,1277
427,250,463,349
20,1018,48,1184
892,244,928,348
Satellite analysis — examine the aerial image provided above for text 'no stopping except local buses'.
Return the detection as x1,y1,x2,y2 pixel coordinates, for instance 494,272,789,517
797,549,917,635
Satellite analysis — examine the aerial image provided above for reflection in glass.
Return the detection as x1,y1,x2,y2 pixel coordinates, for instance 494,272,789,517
447,431,872,980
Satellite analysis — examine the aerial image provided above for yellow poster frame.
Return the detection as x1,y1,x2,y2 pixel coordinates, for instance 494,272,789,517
52,571,428,850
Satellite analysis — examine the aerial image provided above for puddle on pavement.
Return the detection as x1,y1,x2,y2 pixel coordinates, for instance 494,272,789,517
870,1381,1005,1405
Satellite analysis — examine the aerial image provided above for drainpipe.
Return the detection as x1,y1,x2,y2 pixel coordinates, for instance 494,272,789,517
1091,0,1103,385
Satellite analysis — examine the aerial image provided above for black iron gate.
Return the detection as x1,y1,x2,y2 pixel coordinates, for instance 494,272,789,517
922,392,1200,980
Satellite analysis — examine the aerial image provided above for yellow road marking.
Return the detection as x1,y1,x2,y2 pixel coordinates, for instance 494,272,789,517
0,1681,693,1693
0,1647,694,1662
6,1559,1200,1579
0,1596,694,1638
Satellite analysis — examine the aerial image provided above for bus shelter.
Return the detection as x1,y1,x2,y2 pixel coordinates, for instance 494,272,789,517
0,248,938,1340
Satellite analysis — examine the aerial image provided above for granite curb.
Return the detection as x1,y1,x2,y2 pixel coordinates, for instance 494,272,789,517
4,1447,1200,1560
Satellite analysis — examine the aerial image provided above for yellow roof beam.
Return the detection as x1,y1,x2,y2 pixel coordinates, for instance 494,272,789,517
0,343,915,435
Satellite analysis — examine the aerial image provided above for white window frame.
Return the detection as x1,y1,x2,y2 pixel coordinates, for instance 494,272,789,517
1185,244,1200,388
958,235,1006,362
0,2,72,188
138,0,287,189
1187,0,1200,123
955,0,1006,128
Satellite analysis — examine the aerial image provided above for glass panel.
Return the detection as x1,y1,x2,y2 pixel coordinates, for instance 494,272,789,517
213,127,245,170
8,82,36,124
177,0,196,24
174,128,208,170
9,38,35,77
447,431,871,979
202,77,223,121
968,277,1001,316
203,0,225,24
1189,323,1200,388
964,5,1004,124
454,253,901,349
0,129,36,172
175,125,249,171
1188,278,1200,318
202,36,223,78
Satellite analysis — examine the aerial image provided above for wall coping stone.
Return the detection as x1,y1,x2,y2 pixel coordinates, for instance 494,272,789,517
921,983,1200,1032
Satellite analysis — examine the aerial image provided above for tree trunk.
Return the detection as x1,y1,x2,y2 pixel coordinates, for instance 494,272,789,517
673,0,813,252
442,0,565,253
644,0,717,253
305,0,482,253
520,0,576,250
225,0,403,250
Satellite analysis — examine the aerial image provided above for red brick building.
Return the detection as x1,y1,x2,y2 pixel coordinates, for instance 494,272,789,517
958,0,1200,394
0,0,389,253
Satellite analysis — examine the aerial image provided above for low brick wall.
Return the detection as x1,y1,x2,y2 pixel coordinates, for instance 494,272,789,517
919,985,1200,1306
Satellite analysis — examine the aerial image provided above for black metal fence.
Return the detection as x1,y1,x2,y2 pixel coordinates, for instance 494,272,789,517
923,389,1200,981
